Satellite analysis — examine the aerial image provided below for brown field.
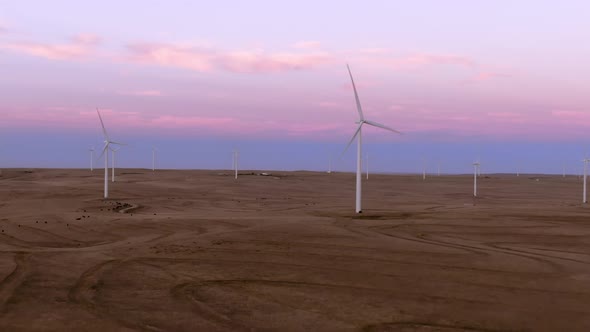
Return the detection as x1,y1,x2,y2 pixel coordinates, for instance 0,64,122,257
0,168,589,331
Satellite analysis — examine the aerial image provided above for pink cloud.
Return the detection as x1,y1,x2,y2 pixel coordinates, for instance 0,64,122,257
126,43,333,73
551,110,590,125
287,123,346,135
117,90,164,97
71,33,101,45
1,33,101,60
126,43,213,71
149,115,234,127
551,110,589,118
473,71,511,81
486,112,526,122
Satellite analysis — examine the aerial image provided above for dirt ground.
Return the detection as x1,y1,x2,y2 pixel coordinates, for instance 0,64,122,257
0,168,589,331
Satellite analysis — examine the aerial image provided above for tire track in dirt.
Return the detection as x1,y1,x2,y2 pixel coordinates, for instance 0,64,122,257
415,232,583,271
171,282,251,331
368,225,485,256
68,259,119,309
362,321,503,332
486,242,590,266
68,259,161,332
369,225,564,272
0,252,29,313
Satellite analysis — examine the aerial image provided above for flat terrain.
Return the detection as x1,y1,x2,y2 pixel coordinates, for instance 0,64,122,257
1,169,589,331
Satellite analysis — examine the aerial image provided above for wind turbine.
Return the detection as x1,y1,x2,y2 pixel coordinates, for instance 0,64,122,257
583,158,589,203
89,147,95,171
328,154,332,174
366,153,369,180
111,146,121,182
97,109,124,199
232,149,239,179
343,64,402,213
422,158,426,181
473,161,480,197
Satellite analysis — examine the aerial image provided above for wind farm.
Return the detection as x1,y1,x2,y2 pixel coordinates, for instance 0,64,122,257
2,2,590,331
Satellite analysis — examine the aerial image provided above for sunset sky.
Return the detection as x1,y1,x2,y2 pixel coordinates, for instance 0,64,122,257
1,1,589,173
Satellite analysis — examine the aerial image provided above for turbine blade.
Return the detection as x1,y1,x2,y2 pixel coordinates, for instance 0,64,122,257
346,64,364,121
110,141,126,146
364,120,402,134
96,108,110,141
341,123,363,157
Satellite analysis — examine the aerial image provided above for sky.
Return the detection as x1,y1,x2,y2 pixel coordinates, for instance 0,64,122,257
1,1,590,174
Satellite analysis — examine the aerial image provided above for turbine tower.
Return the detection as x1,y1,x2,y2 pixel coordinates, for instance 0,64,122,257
97,109,124,199
366,153,369,180
89,147,94,171
343,64,401,213
232,149,239,179
111,146,121,182
583,158,589,203
473,161,480,197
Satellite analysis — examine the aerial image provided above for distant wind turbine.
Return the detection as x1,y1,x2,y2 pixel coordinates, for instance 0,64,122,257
583,158,589,203
89,147,95,171
111,146,121,182
366,153,369,180
232,149,239,179
97,109,124,199
343,64,402,213
328,154,332,174
152,146,158,171
473,161,480,197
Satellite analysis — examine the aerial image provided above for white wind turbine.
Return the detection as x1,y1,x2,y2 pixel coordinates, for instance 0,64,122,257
366,153,369,180
111,146,121,182
232,149,239,179
343,64,402,213
473,161,480,197
89,147,95,171
328,154,332,174
583,158,589,203
97,109,124,199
